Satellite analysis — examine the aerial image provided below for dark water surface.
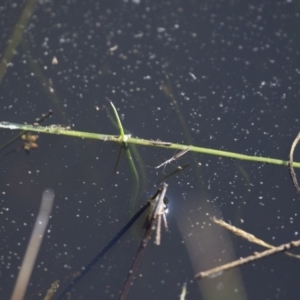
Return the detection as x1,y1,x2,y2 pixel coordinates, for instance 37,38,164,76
1,1,300,299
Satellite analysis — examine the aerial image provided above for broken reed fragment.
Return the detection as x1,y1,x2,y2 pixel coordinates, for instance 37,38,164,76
11,189,54,300
195,239,300,280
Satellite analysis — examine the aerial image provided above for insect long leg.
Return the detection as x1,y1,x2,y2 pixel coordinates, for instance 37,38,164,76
155,214,162,246
162,211,168,231
154,184,169,246
155,148,190,170
156,163,190,185
155,157,174,169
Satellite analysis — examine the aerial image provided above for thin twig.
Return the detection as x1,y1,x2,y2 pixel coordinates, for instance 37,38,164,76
195,239,300,279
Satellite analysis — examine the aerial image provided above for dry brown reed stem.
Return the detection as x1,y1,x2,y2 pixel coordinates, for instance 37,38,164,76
11,189,54,300
195,239,300,279
212,217,300,259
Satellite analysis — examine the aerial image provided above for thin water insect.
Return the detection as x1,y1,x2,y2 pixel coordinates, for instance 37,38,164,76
155,148,190,171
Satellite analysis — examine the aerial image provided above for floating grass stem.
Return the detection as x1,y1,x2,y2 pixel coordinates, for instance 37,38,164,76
1,109,300,169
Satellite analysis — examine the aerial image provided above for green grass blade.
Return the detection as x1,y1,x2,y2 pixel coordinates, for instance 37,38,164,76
109,101,126,142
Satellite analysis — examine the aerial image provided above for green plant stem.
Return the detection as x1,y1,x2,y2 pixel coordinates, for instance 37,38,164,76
0,122,298,168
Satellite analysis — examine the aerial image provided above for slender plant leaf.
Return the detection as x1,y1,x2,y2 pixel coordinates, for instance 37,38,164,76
109,101,126,142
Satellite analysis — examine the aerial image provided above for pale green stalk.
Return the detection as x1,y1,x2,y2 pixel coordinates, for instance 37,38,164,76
0,122,298,168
